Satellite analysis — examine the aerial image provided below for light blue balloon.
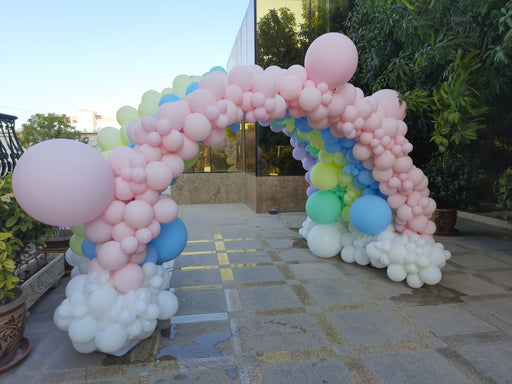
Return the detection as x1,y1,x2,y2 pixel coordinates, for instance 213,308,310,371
159,93,181,106
81,238,97,260
186,82,199,95
350,195,392,234
149,217,188,263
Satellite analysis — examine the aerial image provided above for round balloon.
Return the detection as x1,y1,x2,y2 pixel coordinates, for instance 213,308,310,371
306,190,342,224
149,217,188,263
12,139,114,226
349,195,392,234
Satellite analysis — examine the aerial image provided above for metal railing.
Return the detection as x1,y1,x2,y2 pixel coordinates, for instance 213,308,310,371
0,113,24,176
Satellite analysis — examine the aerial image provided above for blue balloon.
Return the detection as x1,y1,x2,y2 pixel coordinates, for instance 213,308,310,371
149,217,188,263
294,117,313,133
81,238,97,260
186,82,199,95
141,244,159,265
159,93,181,106
228,123,240,132
349,195,392,234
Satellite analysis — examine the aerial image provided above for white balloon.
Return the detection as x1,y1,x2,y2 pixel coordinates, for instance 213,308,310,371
406,273,423,288
307,224,342,258
65,274,87,298
341,245,355,263
419,265,442,285
72,339,98,354
68,315,97,343
157,291,179,319
95,323,128,353
88,285,119,318
387,264,407,282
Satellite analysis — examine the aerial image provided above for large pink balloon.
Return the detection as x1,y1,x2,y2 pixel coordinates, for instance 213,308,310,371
304,33,358,90
371,89,407,120
12,139,114,226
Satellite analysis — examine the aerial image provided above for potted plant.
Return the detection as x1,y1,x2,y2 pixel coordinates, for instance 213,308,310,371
423,154,484,234
0,173,54,370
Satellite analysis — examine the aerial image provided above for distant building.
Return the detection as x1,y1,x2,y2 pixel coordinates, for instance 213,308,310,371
70,109,117,148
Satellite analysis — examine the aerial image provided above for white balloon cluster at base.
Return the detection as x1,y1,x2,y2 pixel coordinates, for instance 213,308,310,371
300,217,451,288
53,262,178,354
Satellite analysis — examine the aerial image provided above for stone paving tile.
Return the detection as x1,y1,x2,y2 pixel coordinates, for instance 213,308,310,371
242,313,330,353
455,341,512,384
327,309,418,344
260,358,357,384
439,273,508,296
173,289,227,316
4,206,512,384
362,349,473,384
302,280,374,306
402,304,498,337
231,265,284,284
237,285,303,311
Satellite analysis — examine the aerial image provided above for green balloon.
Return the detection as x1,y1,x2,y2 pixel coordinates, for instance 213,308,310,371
97,126,123,151
306,190,342,224
310,162,339,191
116,105,139,125
69,234,84,256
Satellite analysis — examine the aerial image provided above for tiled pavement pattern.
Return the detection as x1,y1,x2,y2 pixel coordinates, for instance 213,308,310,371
3,203,512,384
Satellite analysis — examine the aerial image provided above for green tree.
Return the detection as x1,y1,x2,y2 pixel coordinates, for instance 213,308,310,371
256,7,302,68
20,113,79,147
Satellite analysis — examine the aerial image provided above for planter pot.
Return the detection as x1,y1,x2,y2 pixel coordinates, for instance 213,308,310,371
0,287,30,371
21,253,65,310
432,208,458,235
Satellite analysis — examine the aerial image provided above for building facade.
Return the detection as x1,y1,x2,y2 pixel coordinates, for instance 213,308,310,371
172,0,345,212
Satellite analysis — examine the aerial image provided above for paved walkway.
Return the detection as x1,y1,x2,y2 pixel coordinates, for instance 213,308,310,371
2,204,512,384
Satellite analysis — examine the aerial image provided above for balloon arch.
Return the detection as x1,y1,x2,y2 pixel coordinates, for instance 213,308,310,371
12,33,450,354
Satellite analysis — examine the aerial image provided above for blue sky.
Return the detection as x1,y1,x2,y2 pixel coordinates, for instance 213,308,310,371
0,0,251,128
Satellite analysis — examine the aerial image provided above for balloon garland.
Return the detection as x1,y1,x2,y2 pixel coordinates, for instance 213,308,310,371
12,32,450,354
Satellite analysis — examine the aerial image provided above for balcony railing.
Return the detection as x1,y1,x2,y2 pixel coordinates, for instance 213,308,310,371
0,113,24,176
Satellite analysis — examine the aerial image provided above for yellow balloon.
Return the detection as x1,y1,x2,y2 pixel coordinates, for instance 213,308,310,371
70,225,85,237
120,122,130,145
138,99,158,117
310,162,339,191
97,127,123,151
173,74,191,88
116,105,139,125
69,234,84,256
141,90,161,103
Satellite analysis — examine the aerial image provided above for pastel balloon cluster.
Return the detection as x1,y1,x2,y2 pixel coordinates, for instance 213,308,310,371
11,31,455,354
53,263,178,353
300,218,451,288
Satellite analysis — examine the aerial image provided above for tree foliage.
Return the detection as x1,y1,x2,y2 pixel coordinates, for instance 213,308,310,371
20,113,79,148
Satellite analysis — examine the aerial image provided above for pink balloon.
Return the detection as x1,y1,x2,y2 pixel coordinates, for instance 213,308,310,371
96,240,129,270
387,193,407,209
393,156,413,173
224,84,243,105
228,65,254,91
120,236,139,254
252,73,278,98
374,150,396,170
84,217,113,243
109,146,134,175
199,71,228,100
135,228,153,244
298,87,322,112
115,176,135,201
183,113,212,141
135,188,160,205
124,200,154,229
103,200,126,225
161,154,185,179
147,219,161,238
111,263,145,293
145,161,173,191
371,89,407,120
153,198,178,223
130,252,147,265
156,100,187,129
202,128,227,146
304,33,358,90
134,143,162,162
112,221,136,241
87,259,106,274
187,89,216,114
12,139,114,226
161,130,185,152
177,137,199,160
279,75,302,101
352,143,372,161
